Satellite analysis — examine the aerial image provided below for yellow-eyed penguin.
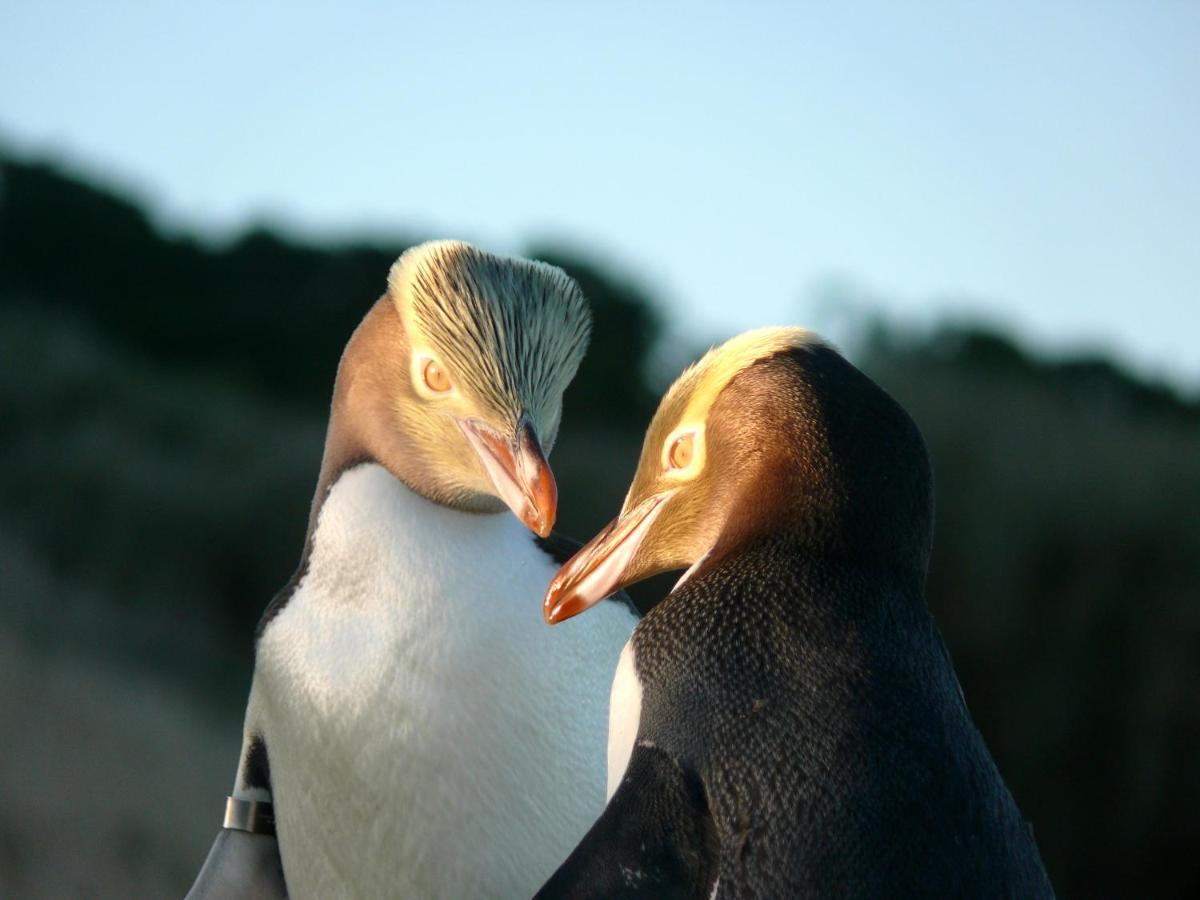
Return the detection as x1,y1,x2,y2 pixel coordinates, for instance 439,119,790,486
187,241,636,899
536,328,1054,898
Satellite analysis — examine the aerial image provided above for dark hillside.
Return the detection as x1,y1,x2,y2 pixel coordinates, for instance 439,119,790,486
0,154,660,420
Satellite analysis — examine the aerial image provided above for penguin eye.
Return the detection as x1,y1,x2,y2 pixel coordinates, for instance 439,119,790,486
422,359,452,393
667,432,694,470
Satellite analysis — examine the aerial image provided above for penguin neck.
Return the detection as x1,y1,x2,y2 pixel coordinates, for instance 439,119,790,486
699,458,930,597
688,532,929,640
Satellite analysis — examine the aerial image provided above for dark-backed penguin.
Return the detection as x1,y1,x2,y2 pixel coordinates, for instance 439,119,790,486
187,241,635,899
535,328,1054,898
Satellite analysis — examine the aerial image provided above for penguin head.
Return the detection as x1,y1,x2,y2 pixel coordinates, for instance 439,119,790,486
337,241,590,537
544,327,932,622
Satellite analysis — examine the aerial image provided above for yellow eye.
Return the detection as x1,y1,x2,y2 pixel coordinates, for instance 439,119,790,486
667,432,694,470
422,359,452,393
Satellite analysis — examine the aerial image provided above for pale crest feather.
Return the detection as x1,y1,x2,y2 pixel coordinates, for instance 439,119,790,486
388,240,591,429
666,326,825,426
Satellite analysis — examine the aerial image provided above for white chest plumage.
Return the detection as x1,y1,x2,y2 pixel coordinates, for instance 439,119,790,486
605,641,643,801
245,463,634,899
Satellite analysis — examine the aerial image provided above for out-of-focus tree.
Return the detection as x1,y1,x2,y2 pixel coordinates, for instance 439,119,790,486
0,154,402,403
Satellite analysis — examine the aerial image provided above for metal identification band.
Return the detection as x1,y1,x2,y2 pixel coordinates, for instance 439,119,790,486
223,796,276,836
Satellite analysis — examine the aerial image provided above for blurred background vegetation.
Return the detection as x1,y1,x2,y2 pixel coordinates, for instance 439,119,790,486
1,150,1197,899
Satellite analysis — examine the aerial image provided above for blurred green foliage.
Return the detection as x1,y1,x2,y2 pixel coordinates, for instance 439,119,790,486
1,152,1197,898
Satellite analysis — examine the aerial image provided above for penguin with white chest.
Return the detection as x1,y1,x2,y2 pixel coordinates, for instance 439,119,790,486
537,329,1054,898
188,241,636,899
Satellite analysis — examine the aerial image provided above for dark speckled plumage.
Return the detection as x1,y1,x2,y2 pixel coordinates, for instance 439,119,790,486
539,346,1053,899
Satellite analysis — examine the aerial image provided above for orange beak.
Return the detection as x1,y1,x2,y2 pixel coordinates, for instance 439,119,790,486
458,414,557,538
543,490,675,624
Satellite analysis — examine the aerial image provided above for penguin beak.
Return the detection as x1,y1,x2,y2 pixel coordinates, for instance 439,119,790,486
458,414,557,538
543,490,676,624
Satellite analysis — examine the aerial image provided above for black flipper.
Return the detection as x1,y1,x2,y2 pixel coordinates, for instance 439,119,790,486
535,744,717,899
185,829,288,899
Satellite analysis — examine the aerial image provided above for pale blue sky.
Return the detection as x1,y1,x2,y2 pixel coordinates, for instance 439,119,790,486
2,1,1197,387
